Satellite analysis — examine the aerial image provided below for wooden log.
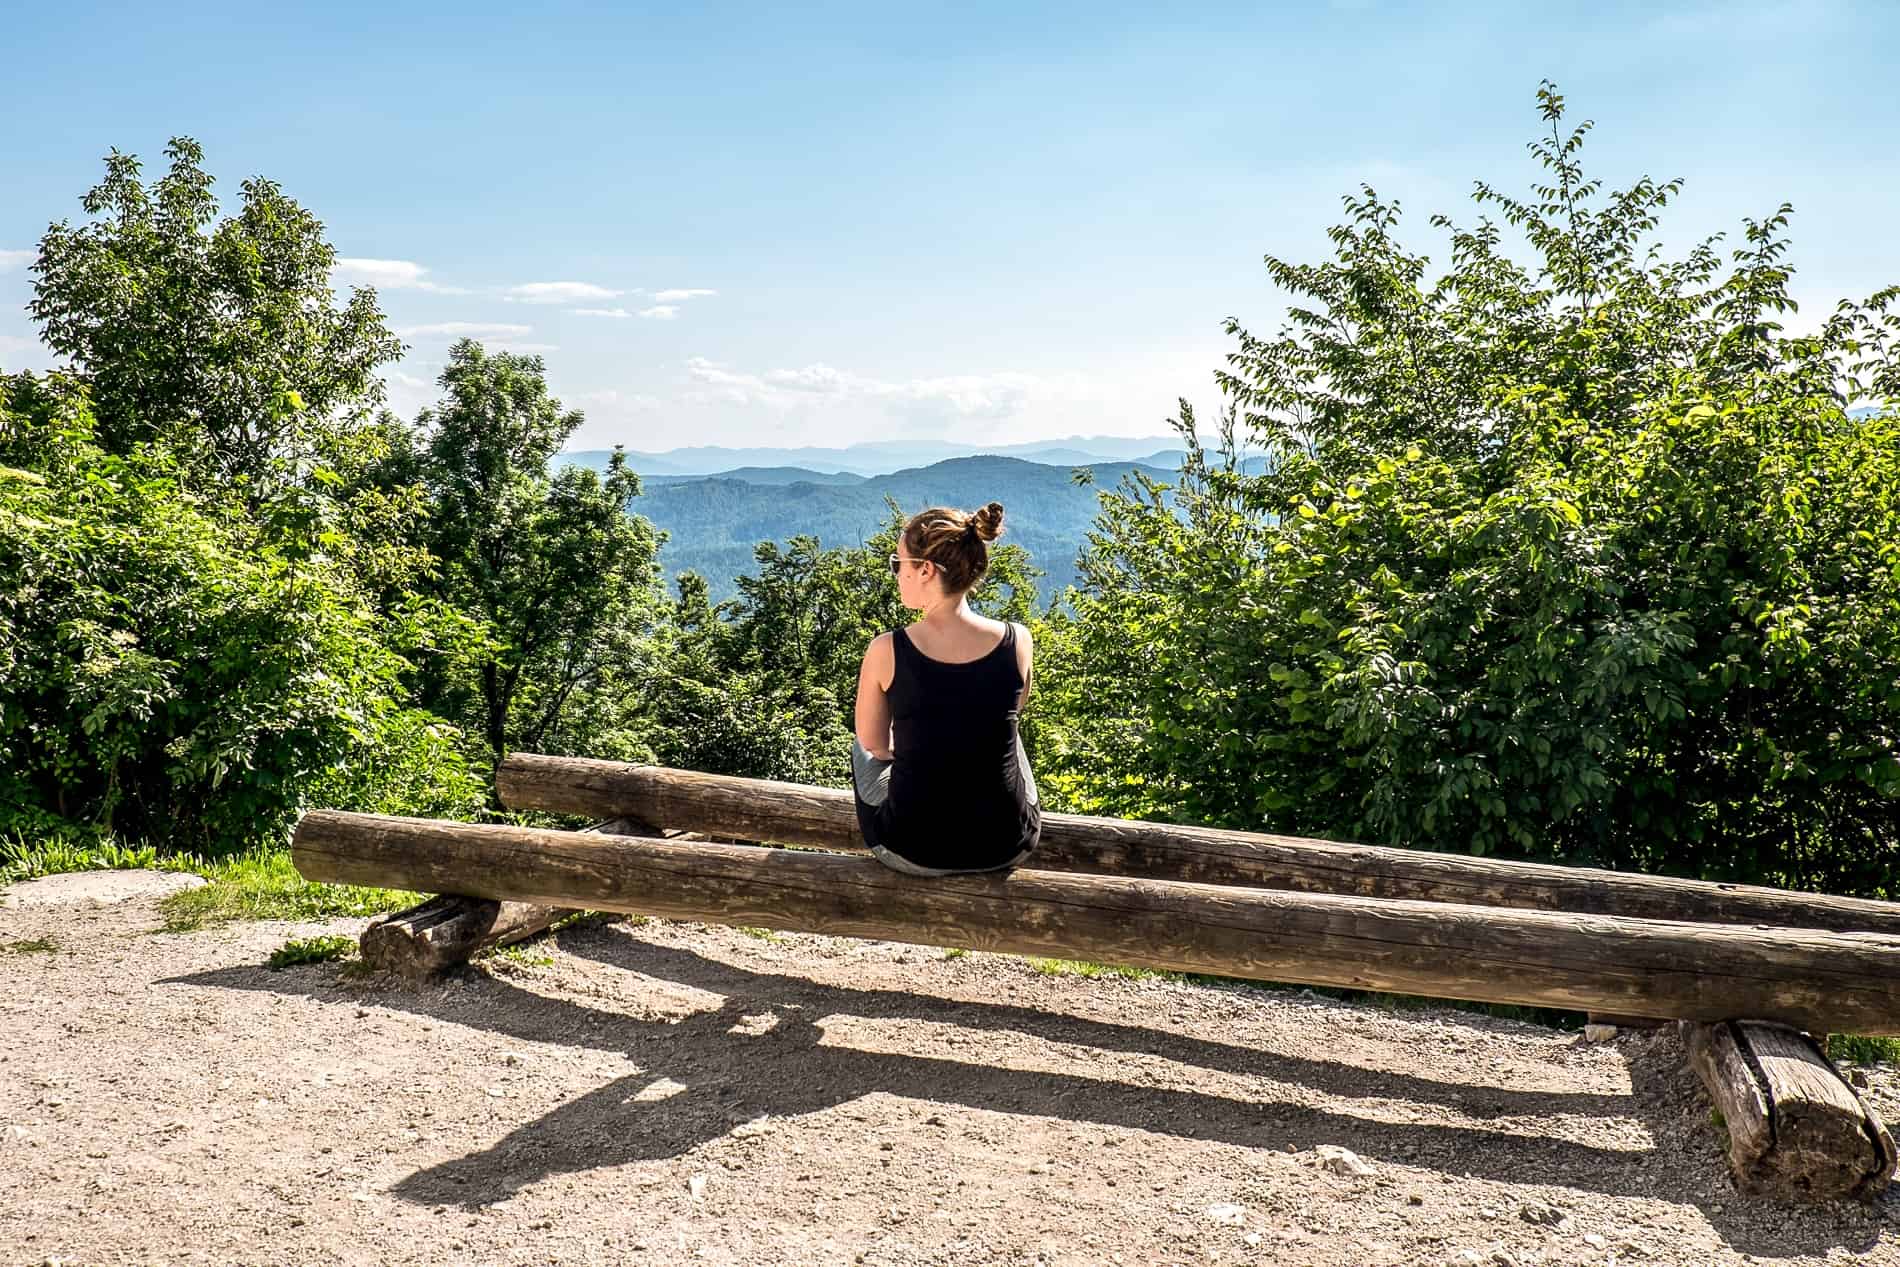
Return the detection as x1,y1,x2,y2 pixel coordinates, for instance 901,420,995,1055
357,816,649,981
293,811,1900,1036
360,895,567,981
1683,1021,1897,1200
496,755,1900,936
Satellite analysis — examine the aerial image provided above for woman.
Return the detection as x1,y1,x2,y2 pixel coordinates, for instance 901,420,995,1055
852,501,1040,876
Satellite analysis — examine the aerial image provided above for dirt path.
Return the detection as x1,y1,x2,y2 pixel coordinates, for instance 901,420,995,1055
2,877,1896,1266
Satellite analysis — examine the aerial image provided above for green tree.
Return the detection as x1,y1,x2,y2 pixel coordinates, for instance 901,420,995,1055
28,137,401,495
407,341,665,777
0,373,481,852
1049,85,1900,895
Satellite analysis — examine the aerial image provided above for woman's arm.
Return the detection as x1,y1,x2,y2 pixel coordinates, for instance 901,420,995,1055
1013,621,1035,712
854,632,896,758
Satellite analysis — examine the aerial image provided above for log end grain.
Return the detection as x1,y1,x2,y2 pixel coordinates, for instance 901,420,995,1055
1684,1020,1896,1201
359,895,566,983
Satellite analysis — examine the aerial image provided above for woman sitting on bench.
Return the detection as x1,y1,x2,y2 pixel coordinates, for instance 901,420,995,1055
852,502,1041,876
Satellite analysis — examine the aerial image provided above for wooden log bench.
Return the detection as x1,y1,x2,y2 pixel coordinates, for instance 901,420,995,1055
359,816,668,981
299,758,1900,1203
497,754,1900,935
294,810,1900,1037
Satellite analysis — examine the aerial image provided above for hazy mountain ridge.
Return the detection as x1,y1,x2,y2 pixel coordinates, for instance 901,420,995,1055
561,433,1184,478
641,466,870,487
548,442,1293,603
591,453,1179,603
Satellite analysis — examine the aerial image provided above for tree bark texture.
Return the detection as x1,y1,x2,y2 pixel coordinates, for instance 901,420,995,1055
1682,1020,1896,1201
359,895,567,982
356,816,651,980
293,811,1900,1037
494,755,1900,936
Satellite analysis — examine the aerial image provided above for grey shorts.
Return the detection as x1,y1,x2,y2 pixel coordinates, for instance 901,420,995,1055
851,740,1036,877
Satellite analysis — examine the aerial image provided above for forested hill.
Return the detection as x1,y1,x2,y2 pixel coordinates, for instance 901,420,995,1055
642,466,868,487
578,454,1175,603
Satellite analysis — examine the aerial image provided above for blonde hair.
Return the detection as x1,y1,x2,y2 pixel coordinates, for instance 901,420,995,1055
901,502,1004,593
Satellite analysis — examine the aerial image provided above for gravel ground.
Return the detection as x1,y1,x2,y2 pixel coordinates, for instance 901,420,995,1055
2,872,1896,1266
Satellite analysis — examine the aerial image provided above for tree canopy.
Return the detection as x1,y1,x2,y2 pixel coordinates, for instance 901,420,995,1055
1041,86,1900,895
29,137,401,497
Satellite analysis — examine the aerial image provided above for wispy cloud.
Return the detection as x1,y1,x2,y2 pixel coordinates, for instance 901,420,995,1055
0,333,57,370
334,257,470,294
573,388,662,412
326,265,718,319
507,281,623,304
0,249,33,273
684,358,1040,420
490,342,560,354
396,321,534,339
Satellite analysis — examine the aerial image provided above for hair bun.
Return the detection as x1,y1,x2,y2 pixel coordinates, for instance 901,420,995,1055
969,501,1004,542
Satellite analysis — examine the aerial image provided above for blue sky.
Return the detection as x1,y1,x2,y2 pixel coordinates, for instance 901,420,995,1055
3,1,1896,451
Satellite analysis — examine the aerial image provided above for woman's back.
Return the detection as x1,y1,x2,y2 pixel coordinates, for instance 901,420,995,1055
852,500,1041,874
863,622,1037,871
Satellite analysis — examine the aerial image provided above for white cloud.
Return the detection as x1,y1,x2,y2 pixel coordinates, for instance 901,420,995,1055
639,305,679,320
651,288,717,303
396,321,534,339
489,341,561,354
573,388,662,412
569,307,634,319
0,332,60,371
683,357,1039,420
507,281,623,304
0,249,33,273
333,257,470,294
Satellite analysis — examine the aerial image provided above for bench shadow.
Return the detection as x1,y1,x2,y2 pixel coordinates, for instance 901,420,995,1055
169,922,1885,1258
566,933,1632,1121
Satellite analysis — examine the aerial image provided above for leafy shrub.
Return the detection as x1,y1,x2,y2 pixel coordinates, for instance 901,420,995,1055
0,377,444,853
1049,86,1900,895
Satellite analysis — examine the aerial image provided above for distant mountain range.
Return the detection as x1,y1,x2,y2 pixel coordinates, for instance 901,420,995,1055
554,438,1276,611
562,433,1185,478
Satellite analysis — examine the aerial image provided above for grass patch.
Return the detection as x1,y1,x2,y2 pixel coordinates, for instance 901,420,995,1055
483,942,556,968
736,926,783,942
1,937,59,955
1,835,178,885
1027,956,1176,982
549,909,636,933
940,947,969,960
4,836,415,937
158,848,417,933
1827,1033,1900,1065
267,935,356,970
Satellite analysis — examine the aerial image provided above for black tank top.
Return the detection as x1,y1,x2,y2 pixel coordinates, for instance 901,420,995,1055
861,623,1040,871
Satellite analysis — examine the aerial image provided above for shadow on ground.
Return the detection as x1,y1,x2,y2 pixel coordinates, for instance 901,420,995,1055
174,921,1887,1260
